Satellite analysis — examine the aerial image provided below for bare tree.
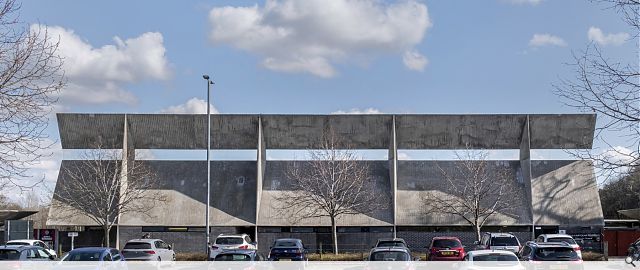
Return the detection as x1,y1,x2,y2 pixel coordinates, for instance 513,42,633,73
273,132,389,254
0,0,65,190
52,146,165,247
554,0,639,180
422,151,520,242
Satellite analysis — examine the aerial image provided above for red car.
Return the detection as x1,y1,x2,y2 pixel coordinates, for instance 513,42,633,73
427,237,465,261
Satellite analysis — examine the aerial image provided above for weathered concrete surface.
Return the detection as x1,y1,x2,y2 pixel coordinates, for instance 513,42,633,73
48,160,257,226
396,160,532,226
58,114,596,150
58,114,125,149
395,114,595,149
529,115,595,149
531,160,604,226
261,115,393,149
258,161,393,226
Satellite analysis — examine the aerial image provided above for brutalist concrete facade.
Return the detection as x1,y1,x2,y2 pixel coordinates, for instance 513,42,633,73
47,114,604,253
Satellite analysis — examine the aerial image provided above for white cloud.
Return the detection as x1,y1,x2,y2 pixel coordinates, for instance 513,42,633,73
208,0,431,77
331,108,383,114
507,0,543,5
34,25,172,105
600,146,637,165
529,34,567,47
160,98,219,114
588,27,629,46
402,50,428,71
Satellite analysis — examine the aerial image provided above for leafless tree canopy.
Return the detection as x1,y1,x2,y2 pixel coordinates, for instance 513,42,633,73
422,151,521,241
555,0,639,179
273,132,389,253
53,147,165,247
0,0,65,189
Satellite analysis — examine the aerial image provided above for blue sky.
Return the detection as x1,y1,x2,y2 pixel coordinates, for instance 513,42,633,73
13,0,637,201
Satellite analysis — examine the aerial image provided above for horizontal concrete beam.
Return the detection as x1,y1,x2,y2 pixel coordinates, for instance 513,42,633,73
57,114,595,150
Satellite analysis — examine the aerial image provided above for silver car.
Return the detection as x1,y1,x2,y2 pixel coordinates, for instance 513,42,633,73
121,239,175,261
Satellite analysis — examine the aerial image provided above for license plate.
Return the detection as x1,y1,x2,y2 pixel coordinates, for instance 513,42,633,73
550,265,568,270
440,251,454,256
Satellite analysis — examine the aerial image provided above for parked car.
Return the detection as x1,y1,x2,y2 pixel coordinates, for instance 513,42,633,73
367,247,414,261
374,238,408,248
460,250,523,270
6,239,57,258
213,249,264,261
477,233,522,254
535,234,582,259
0,245,55,261
427,236,465,261
268,238,308,261
209,234,257,260
121,239,175,261
61,247,125,261
519,241,582,262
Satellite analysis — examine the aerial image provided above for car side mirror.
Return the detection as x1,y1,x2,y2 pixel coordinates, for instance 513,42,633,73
168,245,172,250
49,255,56,260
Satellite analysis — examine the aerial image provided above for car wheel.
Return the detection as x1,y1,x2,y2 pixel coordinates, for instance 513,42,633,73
158,256,161,261
173,254,176,261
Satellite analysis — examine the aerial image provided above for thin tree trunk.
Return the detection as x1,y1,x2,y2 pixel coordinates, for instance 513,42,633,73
331,216,338,255
475,223,481,242
104,225,110,248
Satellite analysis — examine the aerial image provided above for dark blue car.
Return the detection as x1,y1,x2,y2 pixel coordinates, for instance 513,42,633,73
62,247,125,261
268,238,308,261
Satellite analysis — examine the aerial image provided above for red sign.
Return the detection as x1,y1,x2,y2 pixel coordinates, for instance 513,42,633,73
34,229,56,242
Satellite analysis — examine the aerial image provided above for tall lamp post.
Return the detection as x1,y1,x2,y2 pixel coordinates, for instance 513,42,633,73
203,75,213,255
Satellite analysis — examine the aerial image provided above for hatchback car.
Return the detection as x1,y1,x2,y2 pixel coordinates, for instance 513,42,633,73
535,234,582,259
368,247,413,261
209,234,257,260
478,233,522,254
6,239,57,258
121,239,175,261
519,242,581,262
374,238,407,248
427,236,465,261
0,245,55,261
268,238,307,261
214,249,264,261
62,247,125,261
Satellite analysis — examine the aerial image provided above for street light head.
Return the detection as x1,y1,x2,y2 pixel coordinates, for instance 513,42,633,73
202,75,210,80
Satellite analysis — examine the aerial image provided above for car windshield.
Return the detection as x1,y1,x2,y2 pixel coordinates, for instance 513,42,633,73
274,241,299,248
377,241,406,248
473,254,519,262
0,250,20,260
5,242,30,246
215,254,251,261
492,237,519,246
547,237,577,245
370,251,410,261
63,252,102,261
216,238,243,245
123,242,151,249
534,247,578,260
433,239,462,248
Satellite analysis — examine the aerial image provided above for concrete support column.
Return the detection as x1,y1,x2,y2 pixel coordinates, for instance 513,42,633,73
116,114,134,249
389,116,398,238
519,115,534,240
255,116,266,245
